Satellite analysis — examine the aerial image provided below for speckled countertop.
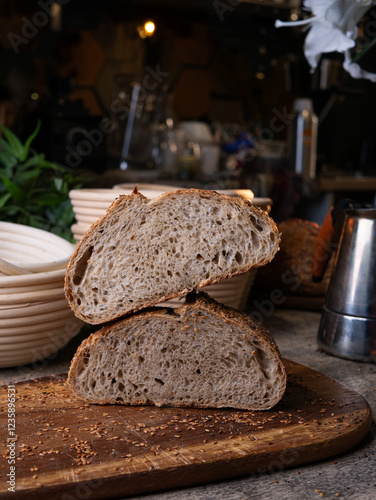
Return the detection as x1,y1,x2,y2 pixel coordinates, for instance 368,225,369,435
1,308,375,500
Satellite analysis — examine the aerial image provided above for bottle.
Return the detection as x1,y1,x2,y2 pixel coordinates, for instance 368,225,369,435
178,140,200,180
289,98,318,179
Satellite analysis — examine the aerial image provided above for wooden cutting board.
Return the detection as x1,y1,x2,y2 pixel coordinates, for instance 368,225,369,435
0,360,372,500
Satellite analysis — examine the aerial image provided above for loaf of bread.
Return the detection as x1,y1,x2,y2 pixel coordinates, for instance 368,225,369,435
254,218,332,296
68,292,287,410
65,188,280,324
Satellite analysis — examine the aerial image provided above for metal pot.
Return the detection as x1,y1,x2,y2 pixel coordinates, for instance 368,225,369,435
313,202,376,362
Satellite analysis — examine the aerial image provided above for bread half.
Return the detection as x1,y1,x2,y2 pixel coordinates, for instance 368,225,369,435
65,188,280,324
67,292,287,410
255,218,333,296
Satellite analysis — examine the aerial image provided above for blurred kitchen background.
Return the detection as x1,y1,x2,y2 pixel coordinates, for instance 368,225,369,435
1,0,376,223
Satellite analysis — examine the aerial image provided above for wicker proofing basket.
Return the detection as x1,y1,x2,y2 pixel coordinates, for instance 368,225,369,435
0,222,82,368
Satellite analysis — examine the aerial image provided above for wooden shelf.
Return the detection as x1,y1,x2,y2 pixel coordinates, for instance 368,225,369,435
318,176,376,192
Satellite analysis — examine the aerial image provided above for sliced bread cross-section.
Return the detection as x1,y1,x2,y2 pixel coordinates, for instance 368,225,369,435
65,188,280,324
68,292,287,410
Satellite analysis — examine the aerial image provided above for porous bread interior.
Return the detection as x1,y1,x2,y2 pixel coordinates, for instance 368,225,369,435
68,191,279,323
69,307,286,410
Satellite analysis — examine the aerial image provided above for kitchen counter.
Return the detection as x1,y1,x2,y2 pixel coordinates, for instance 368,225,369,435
1,308,375,500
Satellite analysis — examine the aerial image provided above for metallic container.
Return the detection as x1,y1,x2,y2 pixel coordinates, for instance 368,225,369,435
317,208,376,362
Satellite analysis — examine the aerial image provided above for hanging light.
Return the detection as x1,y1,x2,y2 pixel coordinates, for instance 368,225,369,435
137,20,156,39
144,21,155,35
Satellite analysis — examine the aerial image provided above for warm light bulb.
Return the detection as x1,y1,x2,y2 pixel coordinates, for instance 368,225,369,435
137,20,156,39
144,21,155,35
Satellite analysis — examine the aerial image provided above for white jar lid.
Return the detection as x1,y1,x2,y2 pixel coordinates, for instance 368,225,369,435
293,98,313,112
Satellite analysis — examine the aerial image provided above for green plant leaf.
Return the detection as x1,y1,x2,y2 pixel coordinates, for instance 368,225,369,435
0,192,11,208
13,168,44,185
53,177,64,191
41,160,65,172
0,120,90,240
34,192,66,206
0,125,25,160
0,203,26,217
20,120,41,162
0,150,17,170
0,136,14,156
27,213,47,227
0,176,24,202
18,153,46,171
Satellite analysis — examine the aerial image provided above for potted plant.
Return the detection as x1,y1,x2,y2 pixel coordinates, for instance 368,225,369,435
0,121,86,241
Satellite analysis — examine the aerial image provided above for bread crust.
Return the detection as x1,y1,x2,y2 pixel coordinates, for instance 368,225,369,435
65,188,280,324
255,218,332,296
68,291,286,410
